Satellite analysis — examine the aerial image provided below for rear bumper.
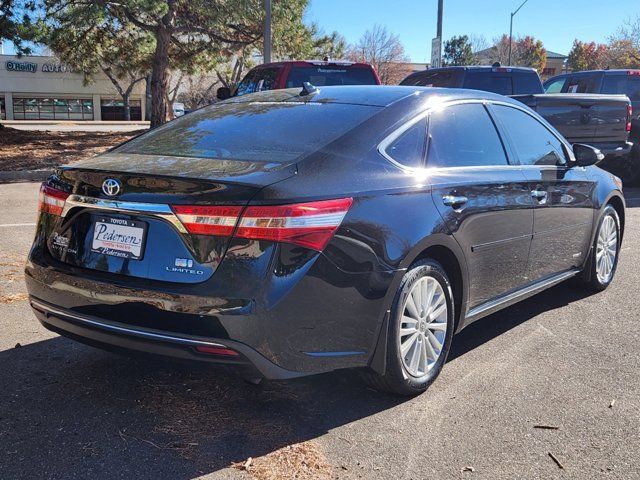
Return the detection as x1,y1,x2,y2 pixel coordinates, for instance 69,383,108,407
30,296,305,380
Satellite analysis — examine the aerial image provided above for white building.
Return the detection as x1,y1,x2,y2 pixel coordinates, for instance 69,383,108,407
0,54,146,121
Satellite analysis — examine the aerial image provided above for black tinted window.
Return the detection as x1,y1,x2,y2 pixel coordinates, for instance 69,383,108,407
118,102,380,162
427,103,507,168
565,76,596,93
513,73,543,94
492,105,566,166
602,75,640,101
385,117,427,168
236,68,280,96
464,73,512,95
400,70,462,87
285,66,377,88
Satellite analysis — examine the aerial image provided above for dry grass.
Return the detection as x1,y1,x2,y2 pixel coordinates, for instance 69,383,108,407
0,126,145,171
233,441,331,480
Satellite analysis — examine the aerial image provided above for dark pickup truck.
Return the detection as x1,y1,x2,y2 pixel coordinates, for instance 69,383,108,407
401,66,633,179
544,69,640,182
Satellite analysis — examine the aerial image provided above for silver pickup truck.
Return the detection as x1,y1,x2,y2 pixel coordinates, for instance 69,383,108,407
401,66,633,179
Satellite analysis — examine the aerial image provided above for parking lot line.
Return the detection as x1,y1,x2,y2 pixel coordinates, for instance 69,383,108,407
0,223,36,227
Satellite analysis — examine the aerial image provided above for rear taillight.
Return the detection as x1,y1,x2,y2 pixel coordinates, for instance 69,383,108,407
194,345,239,356
627,70,640,76
38,184,69,216
171,205,243,236
171,197,353,251
627,105,633,132
236,198,353,251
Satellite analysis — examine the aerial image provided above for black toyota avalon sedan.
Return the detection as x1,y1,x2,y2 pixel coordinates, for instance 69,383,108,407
26,85,624,396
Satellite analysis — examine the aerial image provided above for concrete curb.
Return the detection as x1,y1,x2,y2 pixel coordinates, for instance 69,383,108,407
0,169,52,184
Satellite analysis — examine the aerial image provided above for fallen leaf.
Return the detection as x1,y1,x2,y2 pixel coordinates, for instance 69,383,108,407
462,466,475,473
534,425,559,430
609,399,616,408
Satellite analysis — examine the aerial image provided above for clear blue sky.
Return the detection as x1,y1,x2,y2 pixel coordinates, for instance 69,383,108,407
2,1,638,59
307,0,640,62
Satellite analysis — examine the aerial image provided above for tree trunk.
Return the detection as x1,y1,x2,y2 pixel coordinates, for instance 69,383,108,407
150,27,171,128
122,92,131,121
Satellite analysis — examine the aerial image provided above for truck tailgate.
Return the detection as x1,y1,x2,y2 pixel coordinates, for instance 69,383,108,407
512,93,631,147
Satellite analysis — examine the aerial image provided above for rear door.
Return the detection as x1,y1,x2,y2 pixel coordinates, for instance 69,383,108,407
427,102,534,308
490,103,595,281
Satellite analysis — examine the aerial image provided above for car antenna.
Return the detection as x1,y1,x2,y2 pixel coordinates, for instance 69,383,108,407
300,82,319,96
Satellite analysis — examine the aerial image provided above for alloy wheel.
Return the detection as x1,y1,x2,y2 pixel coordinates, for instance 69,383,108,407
596,214,618,284
398,276,448,377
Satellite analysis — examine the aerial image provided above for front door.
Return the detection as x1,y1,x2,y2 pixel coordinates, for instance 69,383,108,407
490,104,595,282
426,102,534,309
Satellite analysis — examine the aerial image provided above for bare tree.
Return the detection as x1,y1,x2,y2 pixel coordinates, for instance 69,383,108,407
347,25,410,84
178,75,220,109
469,34,489,63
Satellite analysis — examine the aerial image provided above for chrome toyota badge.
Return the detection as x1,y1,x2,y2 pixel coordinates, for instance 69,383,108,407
102,178,121,196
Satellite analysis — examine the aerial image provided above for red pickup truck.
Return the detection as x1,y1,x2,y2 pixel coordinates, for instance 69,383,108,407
217,60,380,99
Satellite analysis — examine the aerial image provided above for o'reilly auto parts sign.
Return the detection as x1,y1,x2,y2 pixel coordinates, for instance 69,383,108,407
5,61,37,73
5,60,70,73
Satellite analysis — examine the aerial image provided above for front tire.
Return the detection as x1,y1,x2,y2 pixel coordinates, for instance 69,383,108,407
364,259,455,396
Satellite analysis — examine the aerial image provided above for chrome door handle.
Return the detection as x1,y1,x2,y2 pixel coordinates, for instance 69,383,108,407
531,190,547,200
442,195,468,207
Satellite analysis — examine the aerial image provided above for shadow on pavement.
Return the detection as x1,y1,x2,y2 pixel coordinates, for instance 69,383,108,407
0,282,593,479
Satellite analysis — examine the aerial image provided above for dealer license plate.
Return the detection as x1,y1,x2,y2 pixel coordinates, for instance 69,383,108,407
91,216,147,260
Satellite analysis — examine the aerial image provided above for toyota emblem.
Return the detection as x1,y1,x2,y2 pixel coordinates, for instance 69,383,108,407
102,178,122,197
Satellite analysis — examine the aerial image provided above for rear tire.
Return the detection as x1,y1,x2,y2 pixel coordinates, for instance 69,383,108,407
576,205,621,292
363,259,455,396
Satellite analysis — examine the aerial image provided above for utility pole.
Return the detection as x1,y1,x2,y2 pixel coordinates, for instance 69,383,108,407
431,0,443,68
264,0,272,64
508,0,529,66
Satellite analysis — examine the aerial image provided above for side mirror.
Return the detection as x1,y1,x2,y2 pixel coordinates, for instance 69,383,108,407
572,143,604,166
216,87,231,100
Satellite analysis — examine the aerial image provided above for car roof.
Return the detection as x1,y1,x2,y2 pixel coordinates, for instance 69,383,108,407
414,65,537,73
549,69,640,77
226,85,522,108
253,60,373,69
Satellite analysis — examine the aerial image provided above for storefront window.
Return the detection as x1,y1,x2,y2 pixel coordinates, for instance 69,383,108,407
11,97,94,120
100,98,142,121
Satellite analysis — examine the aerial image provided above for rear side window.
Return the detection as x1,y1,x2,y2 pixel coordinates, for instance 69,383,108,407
492,105,566,166
384,117,427,168
118,102,381,162
602,75,640,101
236,68,280,96
399,70,462,87
464,73,512,95
544,77,567,93
427,103,508,168
285,66,377,88
564,76,596,93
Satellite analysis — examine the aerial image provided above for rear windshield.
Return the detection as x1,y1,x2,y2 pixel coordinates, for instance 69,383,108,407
117,102,380,162
284,66,377,88
399,71,462,87
602,75,640,101
464,73,513,95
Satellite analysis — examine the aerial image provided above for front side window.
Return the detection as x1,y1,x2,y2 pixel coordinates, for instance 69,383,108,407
544,77,566,93
384,117,427,168
492,105,566,166
427,103,508,168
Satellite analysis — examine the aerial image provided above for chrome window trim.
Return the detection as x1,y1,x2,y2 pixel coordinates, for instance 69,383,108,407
377,97,576,172
60,194,188,233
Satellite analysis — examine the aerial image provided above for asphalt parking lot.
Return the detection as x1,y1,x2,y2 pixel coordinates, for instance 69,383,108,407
1,182,639,480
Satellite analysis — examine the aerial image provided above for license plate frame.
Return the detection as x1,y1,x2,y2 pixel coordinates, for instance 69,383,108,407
91,215,148,260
